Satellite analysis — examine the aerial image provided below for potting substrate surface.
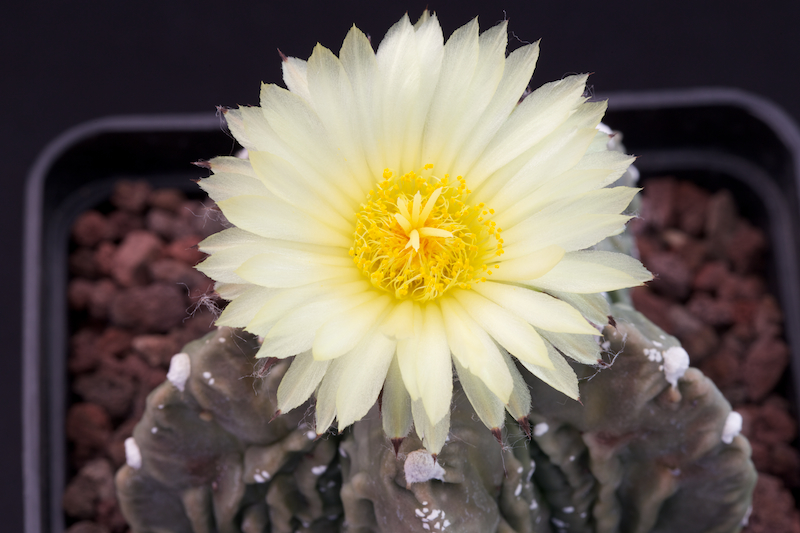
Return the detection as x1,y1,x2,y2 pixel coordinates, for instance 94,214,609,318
61,178,799,533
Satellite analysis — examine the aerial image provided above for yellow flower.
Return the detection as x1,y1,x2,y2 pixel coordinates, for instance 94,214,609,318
196,12,651,453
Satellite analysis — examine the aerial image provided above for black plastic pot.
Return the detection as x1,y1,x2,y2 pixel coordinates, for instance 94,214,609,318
22,89,800,533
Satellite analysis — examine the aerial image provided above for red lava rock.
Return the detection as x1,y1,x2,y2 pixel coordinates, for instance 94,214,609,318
110,180,152,213
640,177,677,229
145,208,182,240
643,251,694,300
73,369,137,419
742,337,790,402
718,273,765,301
85,279,119,321
662,229,708,270
62,459,117,524
65,521,111,533
66,403,112,451
107,418,137,469
686,292,733,326
630,286,674,334
132,333,181,367
745,473,800,533
109,282,187,333
72,211,113,248
179,200,227,238
147,187,186,212
755,295,784,338
69,278,94,310
726,221,767,274
165,234,205,265
674,181,710,237
69,327,132,374
70,248,99,279
705,189,739,257
107,210,144,239
94,242,116,277
62,475,97,519
699,349,740,389
111,230,163,287
693,260,729,293
148,258,210,293
754,396,798,445
666,304,719,361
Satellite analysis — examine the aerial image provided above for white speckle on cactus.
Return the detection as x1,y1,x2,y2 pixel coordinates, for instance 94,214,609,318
722,411,743,444
311,465,327,475
652,341,663,347
643,347,663,362
125,437,142,470
426,510,441,520
306,431,316,440
517,466,523,473
422,508,429,513
339,447,347,457
404,449,445,484
218,337,226,343
663,346,690,387
530,498,538,510
422,524,430,530
533,422,549,437
150,427,158,434
415,509,425,518
569,455,575,462
202,371,211,379
157,404,164,409
167,353,191,392
514,483,522,497
601,340,611,351
563,506,574,513
552,517,568,528
742,505,753,526
208,378,215,385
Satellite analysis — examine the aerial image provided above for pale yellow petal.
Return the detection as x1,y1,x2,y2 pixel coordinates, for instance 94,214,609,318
382,356,413,439
547,290,611,327
416,304,453,424
217,194,351,248
474,282,598,335
539,329,601,366
313,295,392,360
439,297,512,402
518,341,580,401
277,350,330,413
256,289,375,359
235,249,354,289
488,244,564,282
335,330,397,430
216,286,279,327
499,347,532,421
281,55,311,101
452,41,540,173
522,250,652,293
467,74,589,189
412,398,450,455
247,151,353,234
453,290,553,370
453,356,505,430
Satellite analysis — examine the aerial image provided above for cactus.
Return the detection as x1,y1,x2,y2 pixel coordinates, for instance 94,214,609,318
116,302,755,533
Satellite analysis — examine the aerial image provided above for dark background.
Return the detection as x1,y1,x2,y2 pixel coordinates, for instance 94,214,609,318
3,1,800,530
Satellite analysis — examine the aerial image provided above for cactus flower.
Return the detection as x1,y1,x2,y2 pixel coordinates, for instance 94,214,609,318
196,11,651,453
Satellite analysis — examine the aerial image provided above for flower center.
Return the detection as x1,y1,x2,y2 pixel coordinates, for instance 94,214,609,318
350,165,504,301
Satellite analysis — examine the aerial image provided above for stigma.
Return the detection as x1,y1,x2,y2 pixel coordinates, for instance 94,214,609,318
350,165,504,301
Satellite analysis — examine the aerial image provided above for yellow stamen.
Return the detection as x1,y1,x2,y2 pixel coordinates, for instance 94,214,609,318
352,165,502,301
